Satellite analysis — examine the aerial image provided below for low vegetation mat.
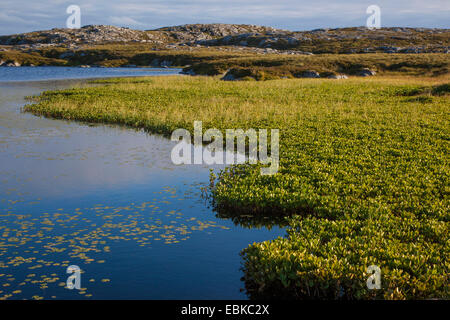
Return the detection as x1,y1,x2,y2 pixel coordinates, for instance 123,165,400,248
25,75,449,299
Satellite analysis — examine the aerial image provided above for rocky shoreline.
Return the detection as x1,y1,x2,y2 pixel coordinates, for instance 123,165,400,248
0,58,378,81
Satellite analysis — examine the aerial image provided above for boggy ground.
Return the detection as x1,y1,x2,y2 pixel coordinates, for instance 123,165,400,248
25,74,449,299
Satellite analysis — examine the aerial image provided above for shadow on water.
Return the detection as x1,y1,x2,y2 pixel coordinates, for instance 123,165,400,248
214,209,290,230
203,192,291,230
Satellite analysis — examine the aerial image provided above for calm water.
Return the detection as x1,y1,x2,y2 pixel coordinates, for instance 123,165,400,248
0,67,284,299
0,66,181,82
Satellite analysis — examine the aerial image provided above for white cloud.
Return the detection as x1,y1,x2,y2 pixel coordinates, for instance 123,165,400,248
0,0,449,35
0,12,30,24
109,16,144,26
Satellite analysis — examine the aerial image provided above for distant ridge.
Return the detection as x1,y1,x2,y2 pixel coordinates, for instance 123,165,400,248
0,23,448,54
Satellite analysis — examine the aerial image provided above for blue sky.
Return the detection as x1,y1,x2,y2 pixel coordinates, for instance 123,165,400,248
0,0,449,35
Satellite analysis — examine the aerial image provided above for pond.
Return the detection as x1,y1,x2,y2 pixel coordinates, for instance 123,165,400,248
0,67,285,299
0,66,182,82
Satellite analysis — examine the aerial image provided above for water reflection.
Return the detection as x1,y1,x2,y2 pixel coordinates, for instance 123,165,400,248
215,209,290,230
0,66,181,82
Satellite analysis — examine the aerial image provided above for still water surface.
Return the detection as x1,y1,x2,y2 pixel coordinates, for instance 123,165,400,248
0,67,284,299
0,66,181,82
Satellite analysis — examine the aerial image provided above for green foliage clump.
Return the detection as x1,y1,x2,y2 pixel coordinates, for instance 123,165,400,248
190,53,449,79
0,50,67,66
242,216,449,299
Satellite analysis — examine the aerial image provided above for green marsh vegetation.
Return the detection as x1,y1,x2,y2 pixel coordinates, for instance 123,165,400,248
25,75,449,299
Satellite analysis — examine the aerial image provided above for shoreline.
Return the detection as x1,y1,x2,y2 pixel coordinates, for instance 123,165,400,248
0,66,183,83
0,76,285,299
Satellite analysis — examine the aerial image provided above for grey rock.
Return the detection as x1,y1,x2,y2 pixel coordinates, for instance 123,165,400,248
150,59,160,67
8,61,21,67
160,60,172,67
221,71,236,81
222,35,233,44
181,69,196,75
358,68,376,76
328,74,348,79
399,47,419,54
5,61,21,67
286,37,299,45
59,51,75,59
1,24,449,57
297,70,320,78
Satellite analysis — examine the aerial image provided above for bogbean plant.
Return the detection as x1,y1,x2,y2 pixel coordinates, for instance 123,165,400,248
26,76,449,299
240,215,448,299
210,81,449,299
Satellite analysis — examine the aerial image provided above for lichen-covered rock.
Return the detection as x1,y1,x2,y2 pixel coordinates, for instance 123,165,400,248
160,60,173,67
328,74,348,79
358,68,376,77
295,70,320,78
180,69,196,76
221,72,236,81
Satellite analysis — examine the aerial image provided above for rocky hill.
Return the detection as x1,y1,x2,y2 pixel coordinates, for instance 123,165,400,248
1,24,448,54
196,26,450,54
155,23,285,42
0,24,284,46
0,25,154,46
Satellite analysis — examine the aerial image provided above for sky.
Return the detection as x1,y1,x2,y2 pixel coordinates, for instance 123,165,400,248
0,0,449,35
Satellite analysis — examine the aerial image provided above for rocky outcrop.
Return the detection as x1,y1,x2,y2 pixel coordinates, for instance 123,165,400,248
328,74,348,79
295,70,320,78
155,24,286,42
1,24,448,55
0,60,20,67
357,68,376,77
220,68,259,81
0,25,155,46
292,71,349,79
219,68,351,81
180,69,196,76
221,72,237,81
188,26,449,54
